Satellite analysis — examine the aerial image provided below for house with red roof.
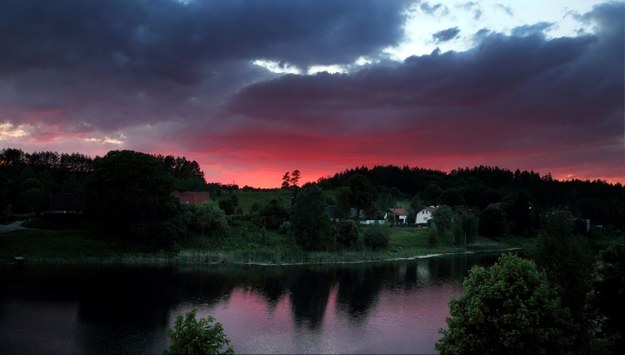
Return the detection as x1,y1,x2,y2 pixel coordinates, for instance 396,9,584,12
172,191,211,206
386,208,409,224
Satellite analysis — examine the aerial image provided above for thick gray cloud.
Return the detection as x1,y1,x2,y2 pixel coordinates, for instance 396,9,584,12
0,0,410,131
0,0,410,74
433,27,460,42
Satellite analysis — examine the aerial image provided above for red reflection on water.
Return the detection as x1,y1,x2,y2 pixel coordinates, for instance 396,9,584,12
181,283,462,354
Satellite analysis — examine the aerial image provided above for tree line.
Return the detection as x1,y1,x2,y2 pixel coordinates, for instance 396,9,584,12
318,165,624,230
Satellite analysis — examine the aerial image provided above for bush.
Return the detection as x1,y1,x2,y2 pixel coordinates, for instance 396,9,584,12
193,201,229,238
452,214,478,245
259,198,289,229
436,254,577,354
363,224,389,250
165,308,233,355
336,220,360,249
427,227,438,247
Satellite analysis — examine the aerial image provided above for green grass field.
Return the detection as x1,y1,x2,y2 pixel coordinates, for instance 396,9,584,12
234,189,294,213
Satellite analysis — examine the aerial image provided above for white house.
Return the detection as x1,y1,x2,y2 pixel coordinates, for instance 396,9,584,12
415,206,438,225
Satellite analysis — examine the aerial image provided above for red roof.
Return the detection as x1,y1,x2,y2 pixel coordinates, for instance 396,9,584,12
172,191,211,206
388,208,409,216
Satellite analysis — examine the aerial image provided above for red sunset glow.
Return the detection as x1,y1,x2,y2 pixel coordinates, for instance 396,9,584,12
1,0,623,187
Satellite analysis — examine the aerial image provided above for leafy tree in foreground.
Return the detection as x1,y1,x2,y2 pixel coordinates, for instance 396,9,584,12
593,243,625,352
165,308,233,355
436,254,576,355
531,209,594,351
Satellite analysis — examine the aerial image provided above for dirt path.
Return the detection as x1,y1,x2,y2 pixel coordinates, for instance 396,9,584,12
0,220,25,234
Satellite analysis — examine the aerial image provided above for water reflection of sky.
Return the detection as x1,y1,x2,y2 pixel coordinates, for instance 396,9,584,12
184,281,461,354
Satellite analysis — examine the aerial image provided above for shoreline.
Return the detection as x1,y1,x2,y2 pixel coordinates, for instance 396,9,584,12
2,247,523,267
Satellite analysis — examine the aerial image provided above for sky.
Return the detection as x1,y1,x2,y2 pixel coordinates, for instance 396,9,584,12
1,0,623,187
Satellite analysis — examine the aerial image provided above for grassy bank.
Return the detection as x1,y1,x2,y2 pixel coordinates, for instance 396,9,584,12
0,225,533,266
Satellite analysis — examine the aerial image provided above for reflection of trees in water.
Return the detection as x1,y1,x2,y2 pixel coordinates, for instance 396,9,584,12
426,254,500,282
335,265,383,322
78,267,176,327
255,273,290,308
426,255,468,282
289,269,334,329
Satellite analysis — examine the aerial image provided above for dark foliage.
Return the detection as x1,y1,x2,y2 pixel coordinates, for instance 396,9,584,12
84,150,177,243
165,308,233,355
290,185,334,251
259,198,289,229
531,210,595,351
437,254,577,355
593,244,625,352
363,224,390,250
318,165,624,230
336,220,360,249
478,208,507,238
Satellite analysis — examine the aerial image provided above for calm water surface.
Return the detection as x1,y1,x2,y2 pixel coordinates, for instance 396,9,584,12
0,253,499,354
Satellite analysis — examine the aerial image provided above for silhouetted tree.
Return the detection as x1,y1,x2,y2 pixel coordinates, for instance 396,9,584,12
290,170,301,187
281,171,291,188
84,150,175,242
290,185,333,251
531,209,594,351
337,174,377,221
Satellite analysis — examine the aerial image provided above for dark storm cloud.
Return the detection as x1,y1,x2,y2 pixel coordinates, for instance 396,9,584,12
0,0,410,74
0,0,410,131
432,27,460,42
228,2,623,161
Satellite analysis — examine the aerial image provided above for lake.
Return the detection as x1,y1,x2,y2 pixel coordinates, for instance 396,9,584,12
0,253,499,354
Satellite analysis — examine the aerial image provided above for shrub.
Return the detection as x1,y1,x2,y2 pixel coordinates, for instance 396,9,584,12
336,220,360,249
452,214,478,245
165,308,233,355
363,224,389,250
